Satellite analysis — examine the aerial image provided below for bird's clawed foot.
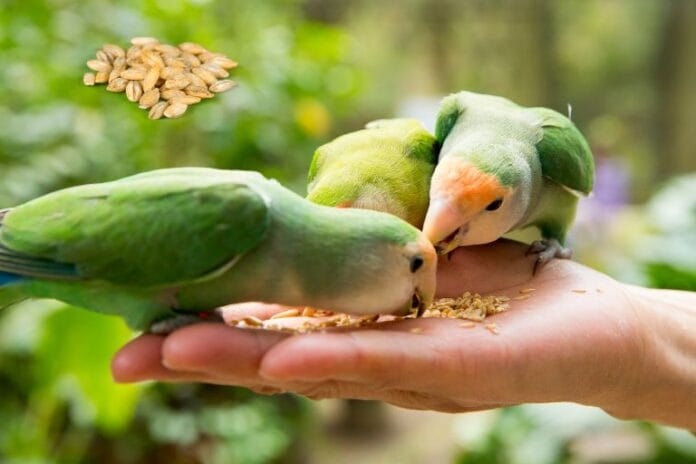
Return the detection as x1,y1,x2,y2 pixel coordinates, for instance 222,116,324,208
526,238,572,275
149,309,225,335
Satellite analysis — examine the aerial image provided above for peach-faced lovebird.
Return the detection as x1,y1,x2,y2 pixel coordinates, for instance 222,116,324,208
306,119,438,228
423,91,594,272
0,168,436,332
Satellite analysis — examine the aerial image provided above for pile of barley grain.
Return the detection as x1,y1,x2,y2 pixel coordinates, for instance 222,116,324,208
83,37,237,119
229,292,511,334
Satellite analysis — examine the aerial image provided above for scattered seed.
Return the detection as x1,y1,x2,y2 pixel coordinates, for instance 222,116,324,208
459,322,476,328
572,289,587,294
519,288,536,294
148,101,168,120
596,288,603,293
163,102,187,118
270,309,301,319
241,316,264,327
301,307,316,317
83,72,96,86
209,79,236,93
513,294,531,300
85,38,238,119
409,327,424,334
484,323,499,335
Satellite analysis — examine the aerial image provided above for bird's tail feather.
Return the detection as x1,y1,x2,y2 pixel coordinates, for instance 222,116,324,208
0,279,27,309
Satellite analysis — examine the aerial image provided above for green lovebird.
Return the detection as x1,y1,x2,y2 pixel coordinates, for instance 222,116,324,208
0,168,436,332
423,91,595,272
306,119,438,228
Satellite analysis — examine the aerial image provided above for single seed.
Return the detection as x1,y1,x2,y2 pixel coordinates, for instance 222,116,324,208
131,36,159,46
95,50,111,63
209,79,236,93
95,71,110,84
108,69,120,83
83,72,96,86
163,102,187,118
170,95,201,105
179,42,208,55
187,73,208,88
142,67,160,92
164,74,190,90
185,85,214,99
148,101,167,120
211,56,238,69
102,44,125,58
302,307,316,317
112,56,126,71
192,66,218,85
270,309,301,319
485,323,499,335
241,316,264,327
126,80,143,102
201,62,228,78
180,52,201,67
120,68,146,80
161,89,186,100
86,59,111,73
106,77,128,92
138,88,160,108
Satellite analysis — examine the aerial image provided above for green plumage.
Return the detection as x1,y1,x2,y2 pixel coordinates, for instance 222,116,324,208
432,91,595,244
0,168,430,331
307,119,438,228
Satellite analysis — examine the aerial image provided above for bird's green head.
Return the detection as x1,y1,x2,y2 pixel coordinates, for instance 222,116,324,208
423,153,530,253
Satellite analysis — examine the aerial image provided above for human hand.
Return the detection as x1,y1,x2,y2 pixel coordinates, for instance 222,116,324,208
112,239,695,429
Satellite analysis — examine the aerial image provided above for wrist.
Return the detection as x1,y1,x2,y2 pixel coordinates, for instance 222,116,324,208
597,284,696,429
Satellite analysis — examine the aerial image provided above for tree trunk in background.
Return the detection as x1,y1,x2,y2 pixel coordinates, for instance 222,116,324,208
658,0,696,178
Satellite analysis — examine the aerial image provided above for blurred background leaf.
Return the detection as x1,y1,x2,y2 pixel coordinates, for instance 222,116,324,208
0,0,694,463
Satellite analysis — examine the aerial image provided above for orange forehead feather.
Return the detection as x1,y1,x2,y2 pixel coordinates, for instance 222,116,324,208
432,159,509,212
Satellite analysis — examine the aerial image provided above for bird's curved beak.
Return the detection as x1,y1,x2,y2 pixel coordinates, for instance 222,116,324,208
423,198,465,254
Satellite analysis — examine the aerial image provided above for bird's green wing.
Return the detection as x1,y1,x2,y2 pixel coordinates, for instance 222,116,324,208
0,171,270,286
434,94,463,144
530,107,595,195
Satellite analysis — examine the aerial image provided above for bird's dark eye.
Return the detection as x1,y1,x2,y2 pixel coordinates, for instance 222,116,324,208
410,256,424,273
486,198,503,211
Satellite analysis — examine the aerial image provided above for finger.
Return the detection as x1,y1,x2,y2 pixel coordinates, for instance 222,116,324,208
259,317,501,392
111,334,205,383
436,239,537,296
160,323,288,383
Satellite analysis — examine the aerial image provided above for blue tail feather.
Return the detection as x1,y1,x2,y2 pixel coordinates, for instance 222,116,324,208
0,271,24,286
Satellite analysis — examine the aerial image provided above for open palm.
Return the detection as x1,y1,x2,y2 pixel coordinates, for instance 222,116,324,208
112,239,656,418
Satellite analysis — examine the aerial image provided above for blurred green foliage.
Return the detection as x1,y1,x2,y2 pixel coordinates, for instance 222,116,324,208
0,0,695,463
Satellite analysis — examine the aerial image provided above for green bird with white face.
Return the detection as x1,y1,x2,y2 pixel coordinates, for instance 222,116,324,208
423,91,595,272
0,168,436,332
307,119,438,228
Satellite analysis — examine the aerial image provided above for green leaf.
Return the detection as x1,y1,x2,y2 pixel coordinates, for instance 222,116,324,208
35,305,141,434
